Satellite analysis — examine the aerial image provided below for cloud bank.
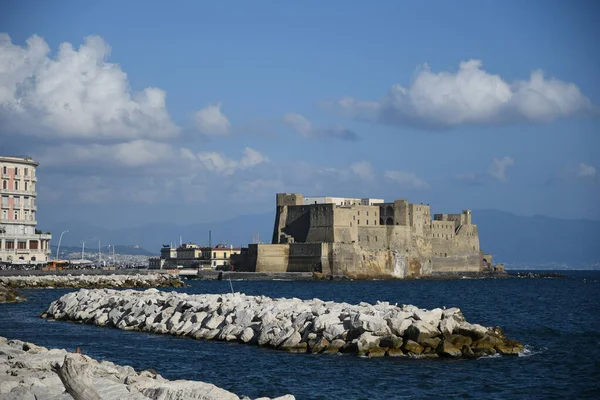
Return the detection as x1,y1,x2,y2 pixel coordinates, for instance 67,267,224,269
0,33,179,140
330,60,594,129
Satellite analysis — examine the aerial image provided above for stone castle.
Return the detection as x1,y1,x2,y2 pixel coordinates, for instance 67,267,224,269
233,193,494,278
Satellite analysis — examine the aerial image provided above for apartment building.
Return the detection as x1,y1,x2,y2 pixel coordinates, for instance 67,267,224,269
0,156,52,265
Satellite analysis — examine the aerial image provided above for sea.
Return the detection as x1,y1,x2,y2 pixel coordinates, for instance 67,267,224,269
1,271,599,400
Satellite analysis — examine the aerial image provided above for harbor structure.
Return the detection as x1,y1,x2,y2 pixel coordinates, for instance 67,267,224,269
0,156,52,266
232,193,487,278
150,243,241,269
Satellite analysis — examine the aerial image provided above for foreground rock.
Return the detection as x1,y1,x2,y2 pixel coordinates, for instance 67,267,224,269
0,284,25,303
1,274,185,289
0,336,294,400
42,289,524,359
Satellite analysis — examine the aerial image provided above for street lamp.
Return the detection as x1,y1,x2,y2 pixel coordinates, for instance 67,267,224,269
56,230,69,261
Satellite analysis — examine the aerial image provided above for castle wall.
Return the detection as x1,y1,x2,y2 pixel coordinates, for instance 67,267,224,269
254,244,290,272
431,222,481,273
288,243,329,273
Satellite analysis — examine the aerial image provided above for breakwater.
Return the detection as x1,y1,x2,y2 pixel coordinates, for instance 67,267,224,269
42,289,524,359
0,273,185,289
0,336,293,400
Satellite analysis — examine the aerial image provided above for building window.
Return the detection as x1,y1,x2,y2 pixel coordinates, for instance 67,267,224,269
14,181,18,191
18,241,27,250
24,168,28,176
357,219,360,225
358,211,360,216
366,220,369,225
14,167,18,175
1,210,6,220
14,197,19,207
13,211,18,220
25,182,28,191
2,181,5,190
6,241,14,249
1,196,7,206
213,252,216,258
2,166,5,174
367,211,369,216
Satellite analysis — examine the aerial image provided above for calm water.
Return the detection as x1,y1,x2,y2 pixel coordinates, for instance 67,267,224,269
1,271,599,399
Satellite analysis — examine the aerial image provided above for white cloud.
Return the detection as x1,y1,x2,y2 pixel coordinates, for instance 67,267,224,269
330,59,593,128
0,33,179,139
195,147,269,175
193,103,231,136
384,170,429,189
350,161,375,181
283,112,359,141
578,163,596,178
489,156,515,182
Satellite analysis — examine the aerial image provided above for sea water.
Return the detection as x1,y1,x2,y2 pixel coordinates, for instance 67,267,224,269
1,271,599,399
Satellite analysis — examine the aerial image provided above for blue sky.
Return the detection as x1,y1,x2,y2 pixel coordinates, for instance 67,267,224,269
1,0,598,230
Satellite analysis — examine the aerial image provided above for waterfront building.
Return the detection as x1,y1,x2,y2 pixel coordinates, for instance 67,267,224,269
150,243,241,269
0,156,52,266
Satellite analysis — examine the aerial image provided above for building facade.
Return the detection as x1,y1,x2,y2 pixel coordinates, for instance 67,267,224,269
150,243,241,269
233,193,485,279
0,156,52,265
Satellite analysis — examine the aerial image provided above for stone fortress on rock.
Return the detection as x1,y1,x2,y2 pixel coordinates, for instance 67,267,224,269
233,193,500,278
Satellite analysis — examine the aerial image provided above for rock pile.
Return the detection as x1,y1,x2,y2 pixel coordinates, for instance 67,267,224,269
1,274,185,289
0,336,294,400
42,289,524,359
0,284,24,303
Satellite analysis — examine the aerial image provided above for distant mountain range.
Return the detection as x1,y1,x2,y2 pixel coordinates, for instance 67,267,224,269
46,210,600,268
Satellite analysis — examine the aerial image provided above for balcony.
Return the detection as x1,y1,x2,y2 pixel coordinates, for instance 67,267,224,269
0,189,37,196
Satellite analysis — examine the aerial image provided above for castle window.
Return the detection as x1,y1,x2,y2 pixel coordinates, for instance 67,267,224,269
375,236,378,242
353,215,355,221
2,181,5,189
367,211,369,216
366,220,369,225
358,211,360,216
445,253,448,257
358,220,360,225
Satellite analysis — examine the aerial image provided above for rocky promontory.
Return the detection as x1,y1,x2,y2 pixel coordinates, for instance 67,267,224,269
42,289,524,359
1,274,185,289
0,336,293,400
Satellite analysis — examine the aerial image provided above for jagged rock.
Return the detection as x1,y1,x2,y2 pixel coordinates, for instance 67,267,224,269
310,337,329,353
495,340,524,355
446,334,473,349
472,334,504,350
388,317,413,337
437,340,462,357
323,339,346,354
406,320,441,343
456,322,488,340
402,340,424,355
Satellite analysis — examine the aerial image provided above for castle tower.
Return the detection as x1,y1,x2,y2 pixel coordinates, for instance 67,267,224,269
273,193,304,243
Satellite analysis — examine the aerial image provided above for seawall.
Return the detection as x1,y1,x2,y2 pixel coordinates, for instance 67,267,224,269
42,289,524,359
0,336,293,400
